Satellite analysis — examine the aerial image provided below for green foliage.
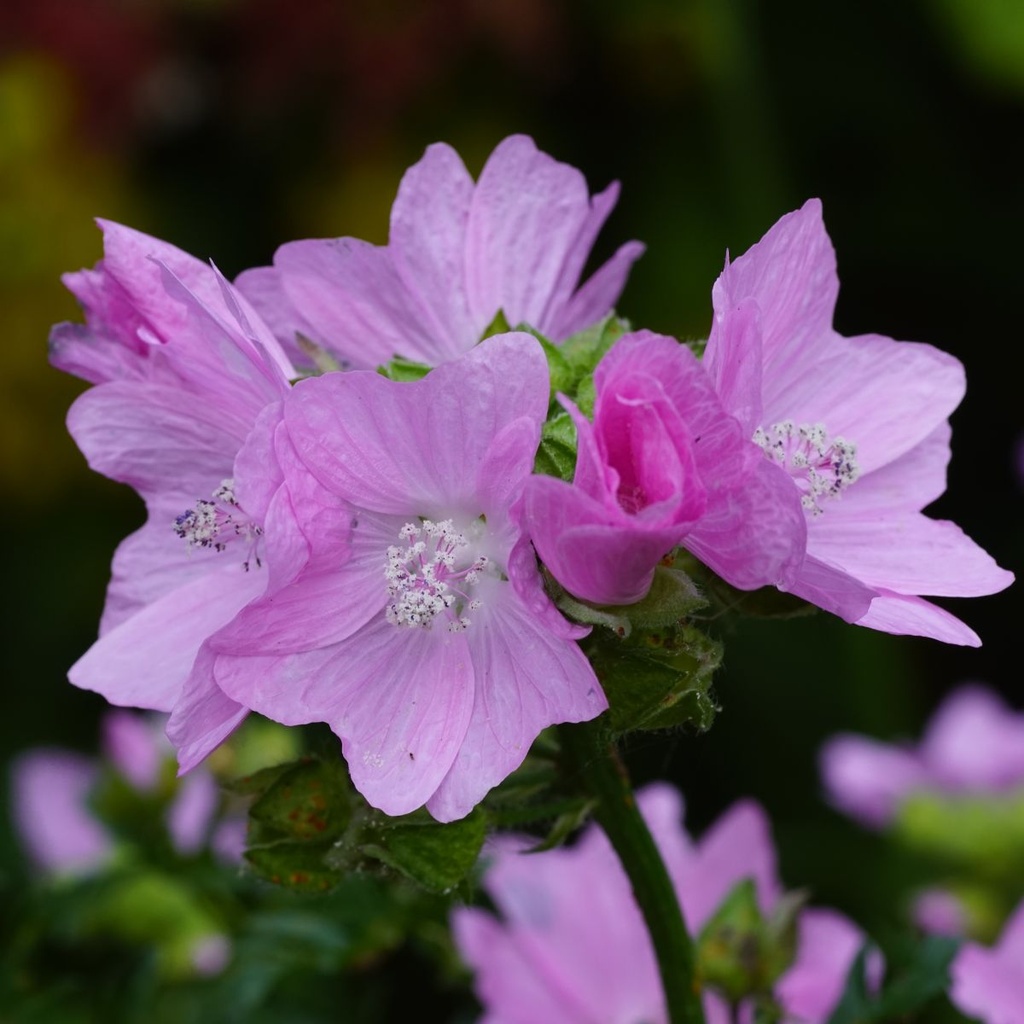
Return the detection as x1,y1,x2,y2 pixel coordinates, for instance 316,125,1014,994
533,410,577,480
696,879,802,1005
376,356,432,382
826,935,960,1024
239,755,486,896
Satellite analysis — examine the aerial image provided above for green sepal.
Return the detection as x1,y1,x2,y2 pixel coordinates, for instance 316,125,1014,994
696,879,802,1002
582,619,721,735
554,564,707,638
349,807,487,893
245,840,345,893
247,757,354,844
534,410,578,480
297,333,345,375
377,356,433,382
479,308,513,339
524,797,597,853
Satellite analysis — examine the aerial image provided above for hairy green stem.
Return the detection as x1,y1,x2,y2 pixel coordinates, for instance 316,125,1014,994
558,719,705,1024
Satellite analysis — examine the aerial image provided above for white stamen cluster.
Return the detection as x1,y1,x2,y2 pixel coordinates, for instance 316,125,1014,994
173,478,264,570
753,421,860,517
385,519,487,632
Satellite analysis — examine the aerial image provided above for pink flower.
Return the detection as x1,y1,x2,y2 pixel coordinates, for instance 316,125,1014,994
195,334,606,822
236,135,645,369
53,222,299,767
820,684,1024,829
950,900,1024,1024
704,200,1012,645
453,784,866,1023
10,710,242,875
521,330,805,605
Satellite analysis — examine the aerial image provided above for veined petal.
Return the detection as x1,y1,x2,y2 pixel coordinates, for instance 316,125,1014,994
808,512,1013,598
465,135,594,332
785,554,876,624
389,141,476,355
70,565,266,711
168,644,249,773
710,198,838,369
760,331,965,476
233,264,322,370
427,588,605,822
284,333,548,513
854,591,982,646
703,298,764,436
273,237,438,368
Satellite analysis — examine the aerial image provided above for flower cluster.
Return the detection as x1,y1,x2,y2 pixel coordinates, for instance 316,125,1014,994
53,134,1010,826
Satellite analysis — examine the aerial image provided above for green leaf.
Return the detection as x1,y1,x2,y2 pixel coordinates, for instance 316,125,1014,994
245,840,344,893
353,807,487,892
533,410,578,480
584,622,721,734
248,757,354,844
377,356,432,382
525,798,597,852
826,934,961,1024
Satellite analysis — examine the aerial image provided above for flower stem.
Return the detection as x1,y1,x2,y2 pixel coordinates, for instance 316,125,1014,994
558,719,705,1024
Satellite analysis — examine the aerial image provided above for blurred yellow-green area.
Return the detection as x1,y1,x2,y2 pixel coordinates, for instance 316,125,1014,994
1,0,1023,1010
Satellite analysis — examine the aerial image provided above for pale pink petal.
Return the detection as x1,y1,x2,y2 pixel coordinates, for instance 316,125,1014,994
920,686,1024,790
166,770,219,854
854,591,982,646
305,617,475,816
505,534,590,642
912,888,968,936
10,750,111,875
785,554,876,624
167,644,249,773
807,513,1013,598
427,587,606,822
453,909,592,1023
951,902,1024,1024
234,265,323,370
49,321,147,385
70,565,266,712
389,141,476,355
760,331,965,477
273,237,438,368
465,135,597,333
684,459,808,592
680,800,781,928
549,239,646,341
102,710,163,790
819,734,927,829
284,333,547,514
703,297,763,435
776,909,867,1023
710,199,838,371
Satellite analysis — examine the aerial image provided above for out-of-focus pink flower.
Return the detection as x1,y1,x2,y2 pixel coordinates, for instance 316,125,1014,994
195,334,606,822
453,783,866,1022
820,684,1024,829
522,330,805,605
9,711,241,875
52,222,300,768
950,900,1024,1024
704,200,1012,645
912,888,969,937
237,134,644,369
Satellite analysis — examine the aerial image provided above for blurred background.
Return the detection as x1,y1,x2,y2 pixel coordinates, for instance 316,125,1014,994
2,0,1022,1017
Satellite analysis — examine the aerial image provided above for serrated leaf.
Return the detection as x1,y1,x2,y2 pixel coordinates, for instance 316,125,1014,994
249,758,353,843
584,624,721,734
245,840,344,893
355,808,486,892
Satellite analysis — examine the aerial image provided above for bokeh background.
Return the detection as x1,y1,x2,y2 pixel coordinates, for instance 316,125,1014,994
2,0,1022,1016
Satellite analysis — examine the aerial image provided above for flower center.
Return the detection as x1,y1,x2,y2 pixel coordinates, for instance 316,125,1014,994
385,519,489,632
753,421,860,517
173,479,264,570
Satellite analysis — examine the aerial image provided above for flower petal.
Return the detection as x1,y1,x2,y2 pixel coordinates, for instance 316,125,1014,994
70,565,266,711
427,588,605,822
854,591,983,646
